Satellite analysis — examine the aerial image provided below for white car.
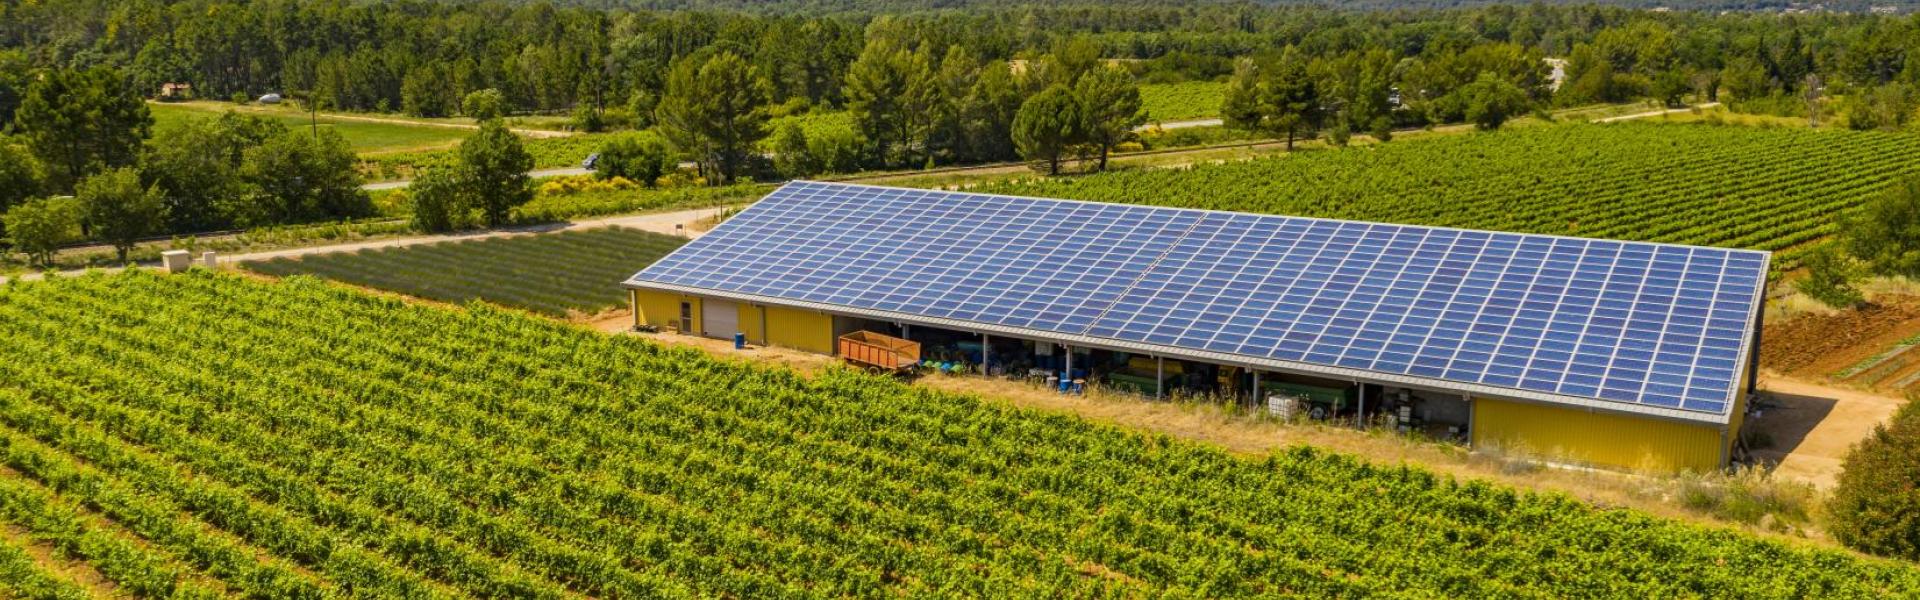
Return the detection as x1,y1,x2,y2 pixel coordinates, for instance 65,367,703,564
258,93,283,104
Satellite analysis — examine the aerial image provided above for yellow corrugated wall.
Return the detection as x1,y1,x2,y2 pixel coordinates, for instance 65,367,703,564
632,289,700,334
760,305,835,354
1727,366,1749,458
631,292,833,352
1472,397,1725,473
738,304,765,344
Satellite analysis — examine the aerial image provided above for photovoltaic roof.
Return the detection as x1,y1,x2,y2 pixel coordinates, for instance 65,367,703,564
627,181,1768,424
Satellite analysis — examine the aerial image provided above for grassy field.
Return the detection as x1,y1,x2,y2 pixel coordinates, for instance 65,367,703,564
976,121,1920,269
243,226,685,316
150,102,472,152
0,269,1914,597
358,134,605,181
1141,81,1227,122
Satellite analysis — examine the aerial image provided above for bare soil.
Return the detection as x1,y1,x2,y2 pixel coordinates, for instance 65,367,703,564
1761,296,1920,378
1746,372,1906,489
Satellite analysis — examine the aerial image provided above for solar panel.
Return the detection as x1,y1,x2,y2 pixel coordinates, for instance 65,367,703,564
631,181,1767,420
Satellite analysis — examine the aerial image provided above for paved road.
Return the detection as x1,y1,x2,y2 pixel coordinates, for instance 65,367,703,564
362,166,590,190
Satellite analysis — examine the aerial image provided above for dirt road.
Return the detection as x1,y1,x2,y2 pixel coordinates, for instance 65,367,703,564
1748,371,1904,489
1594,102,1723,123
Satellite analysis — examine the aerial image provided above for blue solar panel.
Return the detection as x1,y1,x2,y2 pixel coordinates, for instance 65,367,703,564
631,181,1767,418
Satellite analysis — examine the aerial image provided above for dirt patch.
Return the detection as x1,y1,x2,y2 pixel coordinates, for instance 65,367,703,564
1761,296,1920,378
1747,372,1906,489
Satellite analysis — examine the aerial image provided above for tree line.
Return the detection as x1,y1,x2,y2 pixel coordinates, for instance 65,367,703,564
0,67,371,266
6,2,1920,253
4,2,1916,124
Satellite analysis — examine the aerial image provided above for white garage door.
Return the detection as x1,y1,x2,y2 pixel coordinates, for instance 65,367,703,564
701,299,739,338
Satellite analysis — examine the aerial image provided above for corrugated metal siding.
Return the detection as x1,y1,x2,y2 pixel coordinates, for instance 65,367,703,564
1472,397,1724,473
761,305,834,354
1727,368,1749,459
633,290,699,334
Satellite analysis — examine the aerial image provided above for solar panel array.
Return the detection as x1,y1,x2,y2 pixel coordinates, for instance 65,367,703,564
631,181,1767,418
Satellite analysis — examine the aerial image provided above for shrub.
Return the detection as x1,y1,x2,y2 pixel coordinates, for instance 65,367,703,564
462,89,507,121
2,196,82,267
771,123,820,178
1797,245,1864,308
570,105,606,133
594,131,674,185
406,167,469,233
809,126,865,175
1828,397,1920,560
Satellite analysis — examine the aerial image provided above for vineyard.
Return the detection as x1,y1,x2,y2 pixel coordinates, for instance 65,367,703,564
975,122,1920,268
1140,81,1227,122
244,227,684,316
0,269,1915,597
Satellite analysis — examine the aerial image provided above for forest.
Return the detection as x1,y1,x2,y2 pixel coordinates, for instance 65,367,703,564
2,1,1918,249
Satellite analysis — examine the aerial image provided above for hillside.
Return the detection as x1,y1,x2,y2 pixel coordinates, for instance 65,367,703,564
974,122,1920,267
0,270,1912,597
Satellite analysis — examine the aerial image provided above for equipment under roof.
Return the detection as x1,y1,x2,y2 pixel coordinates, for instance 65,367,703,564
627,181,1768,425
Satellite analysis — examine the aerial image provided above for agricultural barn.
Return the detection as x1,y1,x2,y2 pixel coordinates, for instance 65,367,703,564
624,182,1768,473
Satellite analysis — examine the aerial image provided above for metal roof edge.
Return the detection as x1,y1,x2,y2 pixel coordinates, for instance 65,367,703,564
624,279,1732,427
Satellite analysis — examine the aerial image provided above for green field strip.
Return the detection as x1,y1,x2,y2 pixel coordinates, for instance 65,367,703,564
0,282,654,599
244,227,687,316
978,123,1920,263
0,521,97,600
4,271,1918,597
0,464,225,599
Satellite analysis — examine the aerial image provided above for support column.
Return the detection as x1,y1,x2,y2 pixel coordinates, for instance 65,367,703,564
1155,356,1164,399
981,333,991,375
1464,394,1475,443
1063,344,1074,393
901,323,911,340
1351,384,1367,426
1251,371,1261,407
759,305,769,346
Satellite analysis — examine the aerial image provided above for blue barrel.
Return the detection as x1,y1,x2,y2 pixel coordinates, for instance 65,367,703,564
734,332,746,349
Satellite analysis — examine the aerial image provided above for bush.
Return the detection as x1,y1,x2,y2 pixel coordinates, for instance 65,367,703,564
462,89,507,121
1828,398,1920,560
406,167,469,233
771,123,820,178
594,131,674,185
2,196,81,267
1797,245,1864,308
1327,122,1352,147
808,126,865,175
570,105,606,133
